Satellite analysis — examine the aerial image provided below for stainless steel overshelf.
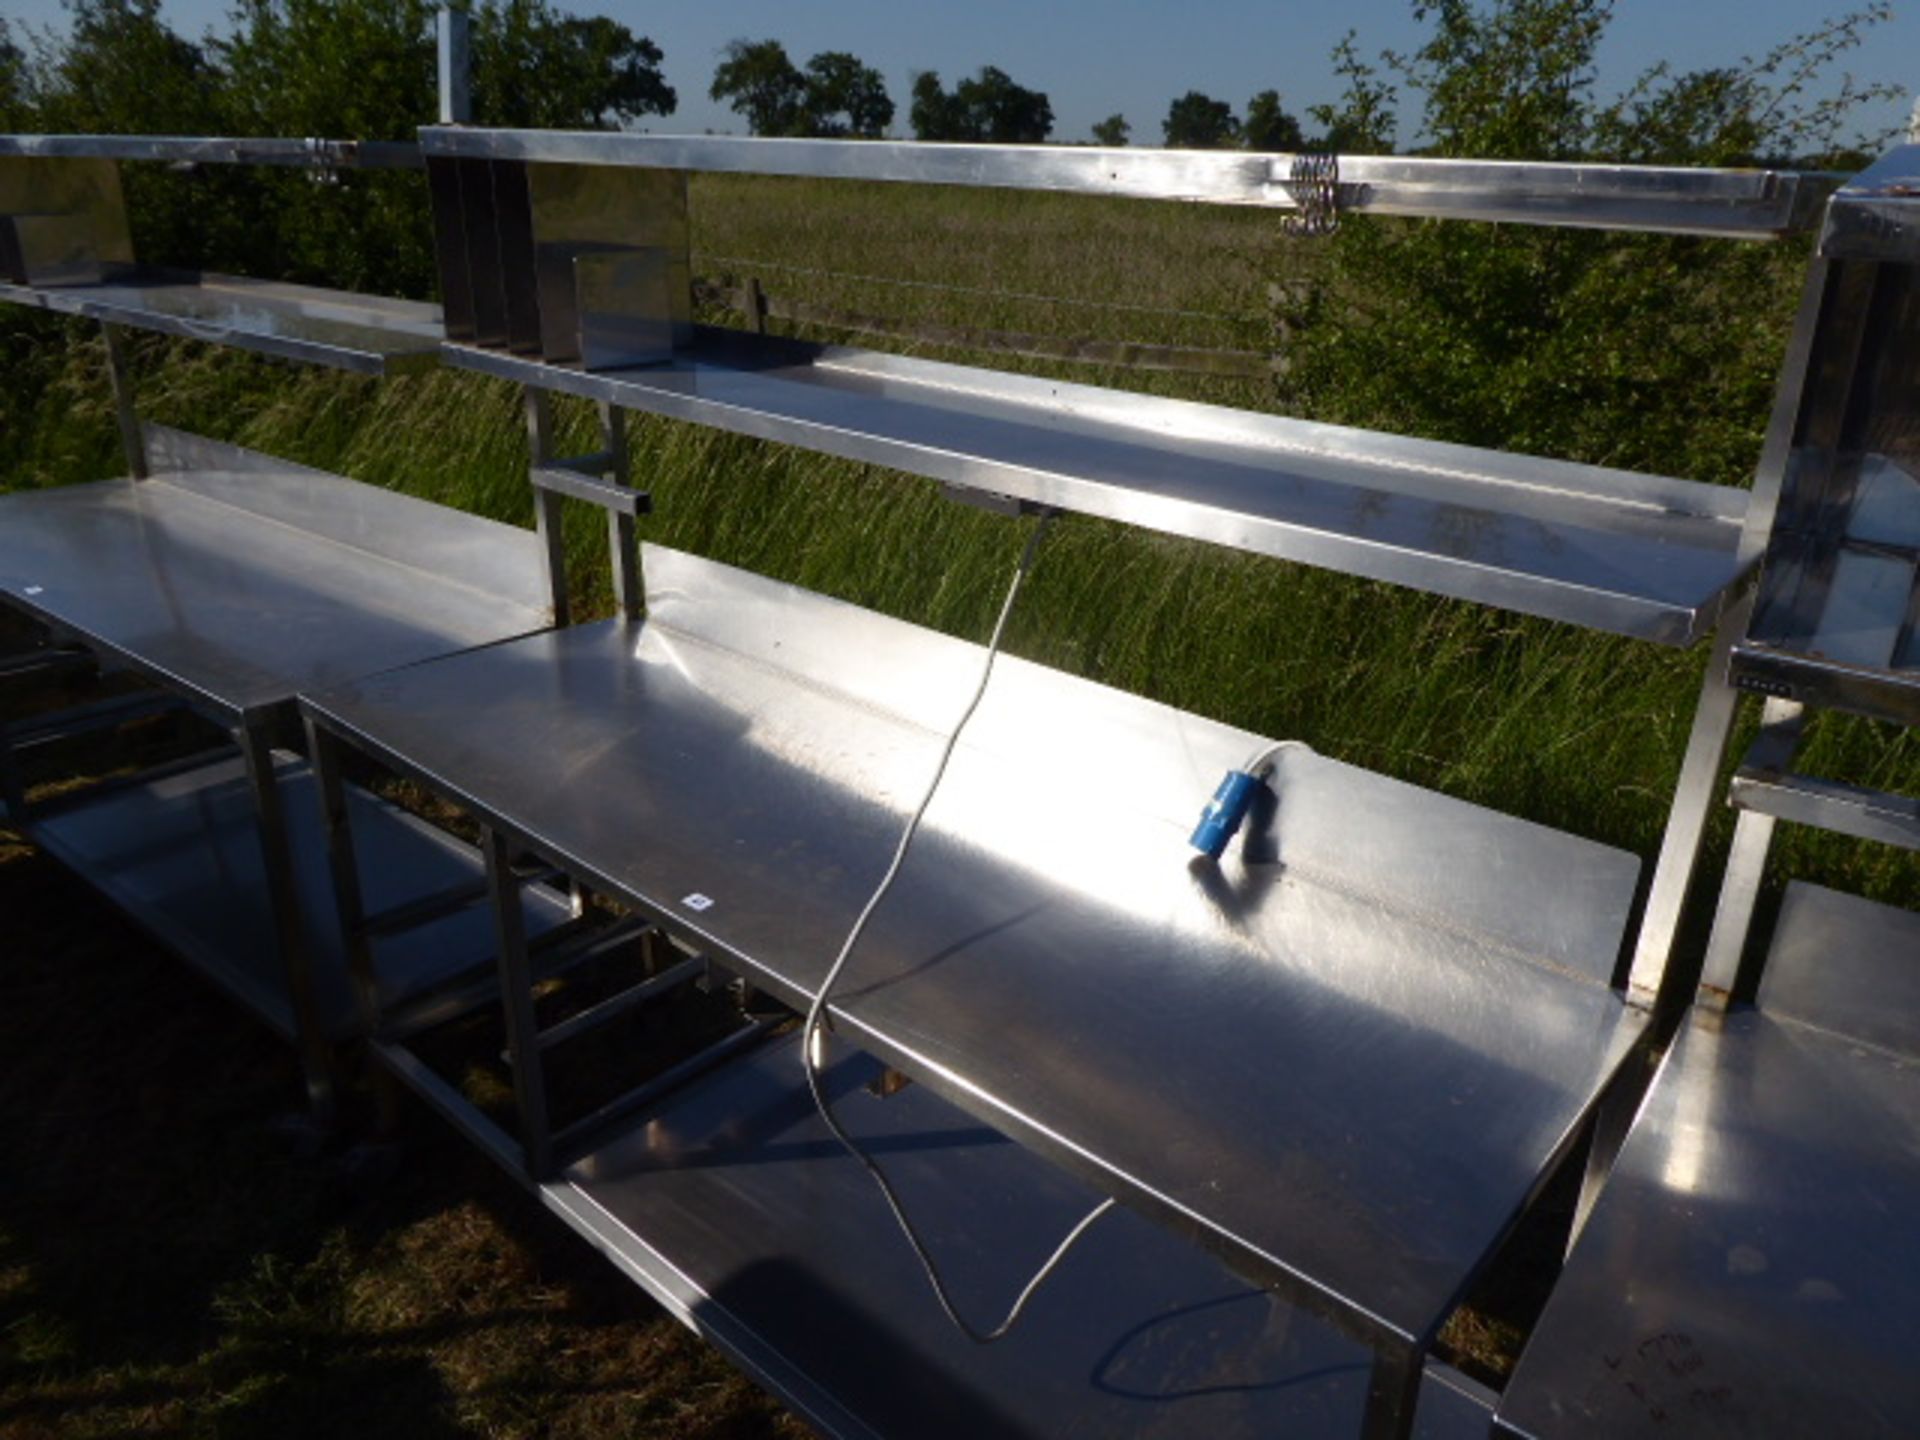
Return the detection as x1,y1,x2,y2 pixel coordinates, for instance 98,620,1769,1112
0,427,551,723
1498,882,1920,1438
419,128,1826,238
28,749,572,1038
533,1032,1491,1440
0,134,423,170
0,269,444,373
304,543,1647,1346
447,332,1751,643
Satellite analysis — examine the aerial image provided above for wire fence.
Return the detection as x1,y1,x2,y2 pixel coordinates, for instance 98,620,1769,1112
690,257,1281,380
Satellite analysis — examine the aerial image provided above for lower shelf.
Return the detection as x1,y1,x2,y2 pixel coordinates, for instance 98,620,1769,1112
1498,884,1920,1437
538,1032,1492,1440
27,750,572,1039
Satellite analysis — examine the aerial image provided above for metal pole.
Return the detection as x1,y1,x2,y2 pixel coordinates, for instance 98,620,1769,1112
523,386,571,626
1360,1341,1424,1440
437,5,472,126
101,321,147,479
238,722,336,1127
1621,592,1752,1010
1623,258,1834,1012
600,402,642,624
482,824,552,1178
305,717,380,1038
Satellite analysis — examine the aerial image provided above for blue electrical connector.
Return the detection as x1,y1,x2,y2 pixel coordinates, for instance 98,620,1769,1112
1189,740,1311,861
1189,768,1262,860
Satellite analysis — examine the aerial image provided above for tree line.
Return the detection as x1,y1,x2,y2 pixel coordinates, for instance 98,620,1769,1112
706,36,1322,150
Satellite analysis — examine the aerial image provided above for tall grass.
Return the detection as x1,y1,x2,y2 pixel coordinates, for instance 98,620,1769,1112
2,175,1913,917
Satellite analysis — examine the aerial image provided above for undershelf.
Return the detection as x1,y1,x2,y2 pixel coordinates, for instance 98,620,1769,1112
543,1033,1496,1440
28,750,572,1039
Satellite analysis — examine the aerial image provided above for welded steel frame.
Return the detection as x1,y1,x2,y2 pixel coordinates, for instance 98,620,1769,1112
394,129,1864,1440
302,715,763,1188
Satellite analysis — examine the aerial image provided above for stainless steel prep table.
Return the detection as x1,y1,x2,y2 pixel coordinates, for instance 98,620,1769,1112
0,426,570,1108
303,540,1647,1432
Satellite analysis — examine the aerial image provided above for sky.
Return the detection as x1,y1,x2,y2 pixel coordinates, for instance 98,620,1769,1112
2,0,1915,145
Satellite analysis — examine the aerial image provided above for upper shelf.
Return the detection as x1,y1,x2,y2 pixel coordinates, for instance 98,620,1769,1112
0,133,422,169
0,425,551,722
419,127,1830,239
448,328,1752,644
0,267,445,373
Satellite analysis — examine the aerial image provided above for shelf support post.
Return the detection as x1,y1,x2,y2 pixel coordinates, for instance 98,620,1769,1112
100,321,147,479
483,823,553,1178
1622,594,1752,1011
437,5,471,126
599,401,642,624
1360,1340,1423,1440
238,721,336,1128
523,385,571,626
305,717,380,1039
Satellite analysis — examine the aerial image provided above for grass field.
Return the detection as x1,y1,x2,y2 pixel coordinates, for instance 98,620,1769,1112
2,170,1917,1433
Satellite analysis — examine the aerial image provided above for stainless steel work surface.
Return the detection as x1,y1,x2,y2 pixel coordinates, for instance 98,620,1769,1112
555,1032,1492,1440
0,268,442,372
28,751,571,1039
447,330,1749,643
308,542,1645,1341
0,432,551,721
1498,882,1920,1438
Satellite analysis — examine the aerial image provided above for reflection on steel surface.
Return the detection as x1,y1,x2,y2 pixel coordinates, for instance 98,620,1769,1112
0,426,549,720
1501,887,1920,1439
0,268,444,373
303,542,1646,1349
551,1032,1494,1440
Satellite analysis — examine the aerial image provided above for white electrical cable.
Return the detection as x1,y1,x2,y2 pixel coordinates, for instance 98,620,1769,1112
801,509,1118,1345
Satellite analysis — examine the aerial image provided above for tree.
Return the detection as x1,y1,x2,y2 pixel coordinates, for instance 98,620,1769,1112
1162,90,1238,149
1242,89,1303,151
801,50,892,137
1306,33,1397,153
709,37,807,136
28,0,227,275
31,0,221,135
1091,113,1130,147
1276,0,1904,489
909,72,962,139
220,0,674,138
910,66,1052,143
712,40,893,138
0,21,28,129
472,5,674,129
